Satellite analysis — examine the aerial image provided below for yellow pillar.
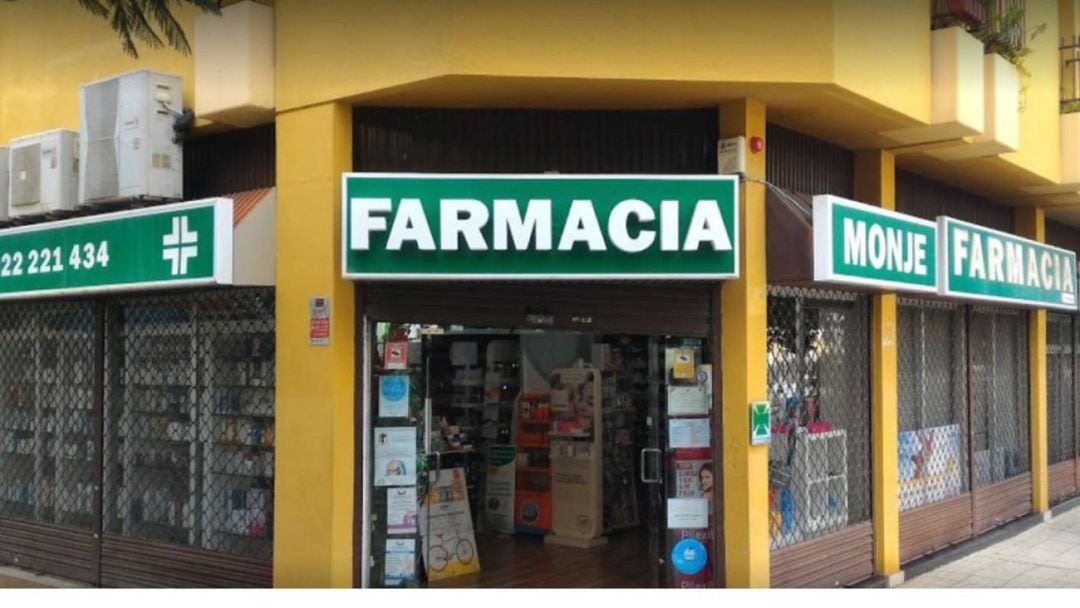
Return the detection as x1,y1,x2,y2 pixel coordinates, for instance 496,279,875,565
719,99,770,588
854,150,902,584
274,102,357,587
1015,207,1050,515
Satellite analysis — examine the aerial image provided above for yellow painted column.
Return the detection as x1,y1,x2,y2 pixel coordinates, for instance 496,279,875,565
1016,207,1050,515
854,150,901,583
274,102,357,587
719,99,770,588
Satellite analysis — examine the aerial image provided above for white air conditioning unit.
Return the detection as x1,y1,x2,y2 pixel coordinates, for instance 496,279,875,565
0,147,8,221
8,129,79,218
80,70,183,206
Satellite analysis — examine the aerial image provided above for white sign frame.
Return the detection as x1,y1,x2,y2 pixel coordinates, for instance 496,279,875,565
812,194,938,294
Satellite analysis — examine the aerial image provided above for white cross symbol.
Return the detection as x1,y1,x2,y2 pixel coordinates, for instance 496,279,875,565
162,216,199,276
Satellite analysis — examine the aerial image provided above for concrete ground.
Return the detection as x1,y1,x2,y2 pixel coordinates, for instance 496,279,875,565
902,505,1080,588
0,565,86,588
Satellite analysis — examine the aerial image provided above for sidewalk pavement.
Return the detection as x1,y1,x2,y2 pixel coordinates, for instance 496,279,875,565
0,565,86,588
902,504,1080,588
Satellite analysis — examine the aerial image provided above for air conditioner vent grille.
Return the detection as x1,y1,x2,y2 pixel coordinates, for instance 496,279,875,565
10,143,41,207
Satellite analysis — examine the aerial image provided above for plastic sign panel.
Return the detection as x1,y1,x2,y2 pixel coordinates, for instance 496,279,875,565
0,199,233,300
812,194,937,293
750,401,770,446
938,216,1078,310
342,173,739,280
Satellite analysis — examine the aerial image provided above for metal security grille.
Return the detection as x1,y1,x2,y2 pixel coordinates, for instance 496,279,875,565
766,286,871,550
970,306,1029,487
103,289,275,561
0,301,96,529
1048,313,1076,465
897,299,969,511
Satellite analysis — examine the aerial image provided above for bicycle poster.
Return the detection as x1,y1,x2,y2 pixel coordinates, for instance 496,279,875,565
419,466,481,580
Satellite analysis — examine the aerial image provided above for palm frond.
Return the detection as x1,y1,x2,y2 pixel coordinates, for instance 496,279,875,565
81,0,222,59
76,0,110,18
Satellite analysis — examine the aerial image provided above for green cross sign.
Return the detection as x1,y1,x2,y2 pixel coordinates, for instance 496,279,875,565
750,401,770,446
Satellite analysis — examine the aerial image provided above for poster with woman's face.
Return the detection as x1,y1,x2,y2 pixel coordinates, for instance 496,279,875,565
374,426,417,486
675,459,713,500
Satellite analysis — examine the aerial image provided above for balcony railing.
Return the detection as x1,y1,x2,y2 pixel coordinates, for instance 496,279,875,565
933,0,1027,60
1062,36,1080,113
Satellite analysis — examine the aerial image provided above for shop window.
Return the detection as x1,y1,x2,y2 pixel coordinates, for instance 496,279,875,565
102,288,275,561
897,300,969,511
0,301,95,529
766,286,871,550
1048,313,1075,466
969,306,1029,487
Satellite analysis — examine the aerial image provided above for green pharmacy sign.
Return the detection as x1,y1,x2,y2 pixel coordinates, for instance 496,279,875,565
0,199,233,300
342,173,739,280
750,401,770,446
813,195,938,293
938,217,1078,310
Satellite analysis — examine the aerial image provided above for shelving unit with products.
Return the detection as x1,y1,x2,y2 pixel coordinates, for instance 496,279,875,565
200,315,275,558
0,317,42,522
0,305,95,530
114,305,199,547
108,292,276,560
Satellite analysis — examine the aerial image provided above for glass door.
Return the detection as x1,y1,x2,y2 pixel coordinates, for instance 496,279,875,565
364,320,426,588
659,337,716,588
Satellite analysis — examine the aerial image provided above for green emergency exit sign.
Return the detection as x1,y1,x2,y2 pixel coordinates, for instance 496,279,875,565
750,401,770,446
0,199,233,300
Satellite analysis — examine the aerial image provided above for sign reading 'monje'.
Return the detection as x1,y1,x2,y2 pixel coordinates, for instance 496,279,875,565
813,195,938,293
342,174,739,279
0,199,233,300
939,217,1077,310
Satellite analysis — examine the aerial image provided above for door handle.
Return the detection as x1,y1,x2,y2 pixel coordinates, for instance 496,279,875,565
640,448,662,484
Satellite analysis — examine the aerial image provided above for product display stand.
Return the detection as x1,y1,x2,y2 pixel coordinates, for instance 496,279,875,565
546,363,606,549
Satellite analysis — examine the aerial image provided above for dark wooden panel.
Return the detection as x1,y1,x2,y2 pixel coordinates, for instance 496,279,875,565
973,474,1032,535
765,123,854,198
100,536,270,588
1049,460,1079,504
896,170,1013,233
354,107,717,174
0,518,96,584
1047,220,1080,256
770,523,874,588
362,282,713,337
899,492,974,564
184,124,275,199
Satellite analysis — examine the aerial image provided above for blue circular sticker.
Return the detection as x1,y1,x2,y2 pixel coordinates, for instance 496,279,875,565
381,376,407,401
671,538,707,575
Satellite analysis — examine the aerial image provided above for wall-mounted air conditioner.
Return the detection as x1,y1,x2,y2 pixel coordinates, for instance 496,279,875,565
8,129,79,218
0,147,8,221
80,70,183,206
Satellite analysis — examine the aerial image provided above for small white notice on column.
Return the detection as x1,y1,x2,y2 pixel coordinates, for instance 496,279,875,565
667,498,709,529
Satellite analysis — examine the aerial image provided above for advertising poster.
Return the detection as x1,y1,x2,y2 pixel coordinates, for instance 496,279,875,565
674,457,714,500
670,529,713,588
384,538,416,586
898,423,964,510
374,426,416,487
484,445,517,534
419,467,481,580
387,486,418,535
378,375,410,418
